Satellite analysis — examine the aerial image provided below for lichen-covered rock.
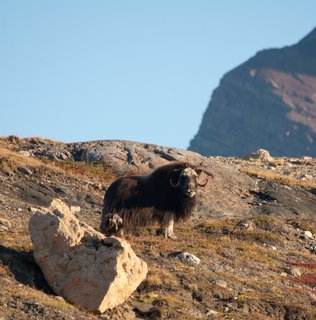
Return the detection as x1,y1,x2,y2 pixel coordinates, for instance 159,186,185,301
29,198,147,313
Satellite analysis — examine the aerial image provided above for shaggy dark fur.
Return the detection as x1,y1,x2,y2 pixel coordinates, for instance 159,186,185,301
100,161,207,238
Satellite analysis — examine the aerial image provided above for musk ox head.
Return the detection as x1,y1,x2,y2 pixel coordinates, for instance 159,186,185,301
169,165,208,198
101,212,124,237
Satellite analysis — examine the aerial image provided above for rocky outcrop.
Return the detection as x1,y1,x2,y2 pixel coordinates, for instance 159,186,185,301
5,137,316,220
2,136,257,218
29,199,147,313
189,27,316,157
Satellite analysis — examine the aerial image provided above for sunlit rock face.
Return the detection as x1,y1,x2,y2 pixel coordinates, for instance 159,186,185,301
29,199,148,313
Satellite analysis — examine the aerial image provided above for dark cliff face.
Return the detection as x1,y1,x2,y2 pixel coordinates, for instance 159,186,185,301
189,27,316,157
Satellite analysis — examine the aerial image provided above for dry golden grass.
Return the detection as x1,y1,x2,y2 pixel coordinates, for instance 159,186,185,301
251,215,281,230
0,147,115,184
144,267,178,290
52,160,116,182
287,218,316,234
0,135,61,145
0,226,33,253
152,292,196,319
0,265,9,276
24,136,62,144
241,168,316,189
130,169,150,176
0,147,44,174
197,219,280,245
0,283,77,313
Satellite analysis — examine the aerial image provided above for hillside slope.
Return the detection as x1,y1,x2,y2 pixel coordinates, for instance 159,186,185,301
189,27,316,157
0,136,315,319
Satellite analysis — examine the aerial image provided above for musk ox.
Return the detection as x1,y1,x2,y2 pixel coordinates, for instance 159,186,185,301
100,161,208,238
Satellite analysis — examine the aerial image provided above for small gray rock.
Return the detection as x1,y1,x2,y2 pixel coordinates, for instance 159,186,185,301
18,167,33,175
132,301,154,314
0,218,11,228
303,231,314,240
214,280,227,288
237,219,255,231
206,309,219,317
169,251,201,266
18,151,31,157
306,245,316,254
58,152,70,160
70,205,81,214
285,267,301,277
244,149,273,162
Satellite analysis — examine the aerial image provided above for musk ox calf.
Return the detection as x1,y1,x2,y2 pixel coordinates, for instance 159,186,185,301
100,161,208,238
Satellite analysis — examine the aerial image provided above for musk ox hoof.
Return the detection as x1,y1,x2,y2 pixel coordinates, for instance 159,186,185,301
156,229,177,239
166,234,177,240
157,229,177,239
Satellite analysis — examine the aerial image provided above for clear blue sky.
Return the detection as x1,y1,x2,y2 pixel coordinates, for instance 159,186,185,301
1,1,315,150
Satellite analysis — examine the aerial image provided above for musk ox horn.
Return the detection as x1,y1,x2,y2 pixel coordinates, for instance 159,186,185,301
197,177,208,187
195,167,211,187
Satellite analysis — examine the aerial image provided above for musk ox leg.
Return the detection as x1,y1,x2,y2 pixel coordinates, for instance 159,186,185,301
162,219,177,239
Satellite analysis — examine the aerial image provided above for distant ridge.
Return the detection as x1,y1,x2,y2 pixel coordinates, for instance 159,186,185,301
189,27,316,157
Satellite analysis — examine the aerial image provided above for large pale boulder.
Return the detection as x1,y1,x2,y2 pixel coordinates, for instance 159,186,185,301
29,198,147,313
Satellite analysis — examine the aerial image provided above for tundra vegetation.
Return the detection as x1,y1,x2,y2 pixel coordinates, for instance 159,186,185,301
0,136,315,319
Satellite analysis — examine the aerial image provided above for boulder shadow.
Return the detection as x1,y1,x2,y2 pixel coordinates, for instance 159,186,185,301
0,245,52,294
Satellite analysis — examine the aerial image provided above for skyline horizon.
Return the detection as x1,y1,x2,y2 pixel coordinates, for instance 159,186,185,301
1,2,316,150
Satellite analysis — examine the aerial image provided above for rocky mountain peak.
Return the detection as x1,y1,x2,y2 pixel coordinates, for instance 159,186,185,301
298,26,316,44
189,27,316,157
